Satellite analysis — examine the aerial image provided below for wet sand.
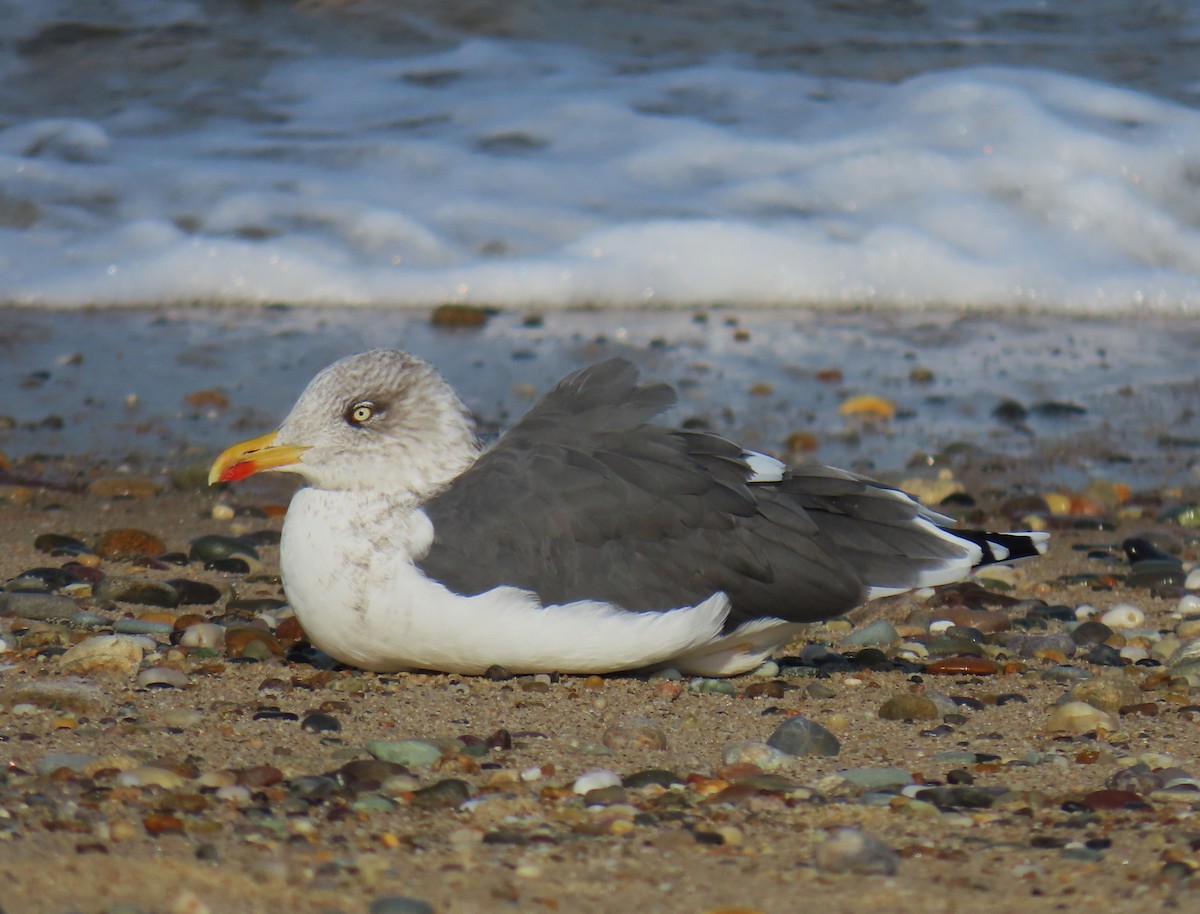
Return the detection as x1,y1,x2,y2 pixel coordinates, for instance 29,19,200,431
3,307,1200,914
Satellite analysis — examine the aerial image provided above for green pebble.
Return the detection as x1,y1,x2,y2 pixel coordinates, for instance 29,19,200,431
366,739,444,768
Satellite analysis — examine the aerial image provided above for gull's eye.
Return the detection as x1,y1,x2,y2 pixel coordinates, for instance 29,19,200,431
346,401,377,427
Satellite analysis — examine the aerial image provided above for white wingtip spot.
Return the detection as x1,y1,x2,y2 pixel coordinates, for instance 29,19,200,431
743,450,785,484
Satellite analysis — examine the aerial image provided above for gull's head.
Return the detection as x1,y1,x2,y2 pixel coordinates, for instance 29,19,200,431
209,349,478,496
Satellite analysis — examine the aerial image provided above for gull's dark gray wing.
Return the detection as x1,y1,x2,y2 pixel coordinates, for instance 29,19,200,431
417,359,978,627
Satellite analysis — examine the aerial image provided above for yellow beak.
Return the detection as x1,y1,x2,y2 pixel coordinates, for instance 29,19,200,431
208,431,310,485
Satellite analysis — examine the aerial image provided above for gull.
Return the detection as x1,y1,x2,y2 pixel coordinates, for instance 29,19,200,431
209,349,1047,676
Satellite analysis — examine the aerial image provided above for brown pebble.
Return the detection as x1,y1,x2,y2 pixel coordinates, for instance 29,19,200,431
925,656,999,675
275,616,306,641
1119,702,1160,717
224,627,284,658
88,477,160,498
1081,788,1149,811
94,528,167,560
743,681,787,700
653,681,684,701
234,764,283,788
582,675,605,691
430,303,493,327
143,813,185,836
173,614,207,631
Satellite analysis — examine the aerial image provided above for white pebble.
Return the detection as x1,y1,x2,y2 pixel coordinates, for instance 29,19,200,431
215,785,252,805
1074,604,1099,621
928,619,954,634
179,623,224,650
211,503,235,521
1186,568,1200,590
1100,604,1145,629
1119,645,1150,663
1179,594,1200,616
572,769,622,795
520,766,545,782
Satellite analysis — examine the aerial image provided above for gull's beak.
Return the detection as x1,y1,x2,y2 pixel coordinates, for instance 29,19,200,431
208,431,310,485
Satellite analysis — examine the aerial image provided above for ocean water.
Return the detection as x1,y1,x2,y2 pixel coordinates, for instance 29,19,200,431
2,0,1200,312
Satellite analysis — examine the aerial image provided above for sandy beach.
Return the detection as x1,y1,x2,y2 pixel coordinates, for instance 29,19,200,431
4,307,1200,914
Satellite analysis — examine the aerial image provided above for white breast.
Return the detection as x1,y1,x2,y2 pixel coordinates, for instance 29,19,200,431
278,487,784,675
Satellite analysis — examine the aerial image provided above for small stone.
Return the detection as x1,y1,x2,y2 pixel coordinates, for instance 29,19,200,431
95,576,179,607
814,828,899,875
722,741,791,772
878,693,940,721
224,627,283,658
167,579,221,605
33,533,92,555
142,813,185,836
94,528,166,560
573,769,622,794
59,635,144,679
367,739,444,768
1100,604,1145,629
36,752,99,775
1045,701,1117,735
117,766,188,789
1081,788,1149,811
840,619,900,649
301,711,342,732
925,656,999,675
409,778,470,808
0,679,106,713
179,622,225,650
1071,675,1141,714
0,591,80,621
602,718,668,751
767,716,841,757
189,534,260,564
838,767,913,790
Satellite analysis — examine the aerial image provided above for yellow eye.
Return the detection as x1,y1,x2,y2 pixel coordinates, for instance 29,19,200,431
347,401,375,426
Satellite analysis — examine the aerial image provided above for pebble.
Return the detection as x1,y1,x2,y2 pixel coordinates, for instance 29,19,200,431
224,627,283,659
179,622,225,650
59,635,144,679
0,591,80,621
1185,568,1200,591
814,828,899,875
301,711,342,732
722,740,791,772
1045,701,1118,735
117,766,188,789
838,767,914,790
573,769,622,794
766,716,841,757
602,718,669,751
167,579,221,605
112,618,176,636
839,619,900,649
95,577,179,608
924,656,999,675
689,677,737,696
94,528,167,560
189,534,260,565
367,739,445,768
33,532,92,555
0,679,106,713
1100,604,1146,629
1070,675,1141,714
878,692,940,721
135,667,190,689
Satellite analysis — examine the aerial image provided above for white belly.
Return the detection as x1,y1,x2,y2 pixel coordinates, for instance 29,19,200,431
279,487,801,675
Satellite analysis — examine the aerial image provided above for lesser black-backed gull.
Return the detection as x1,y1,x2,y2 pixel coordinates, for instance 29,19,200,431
209,350,1048,676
